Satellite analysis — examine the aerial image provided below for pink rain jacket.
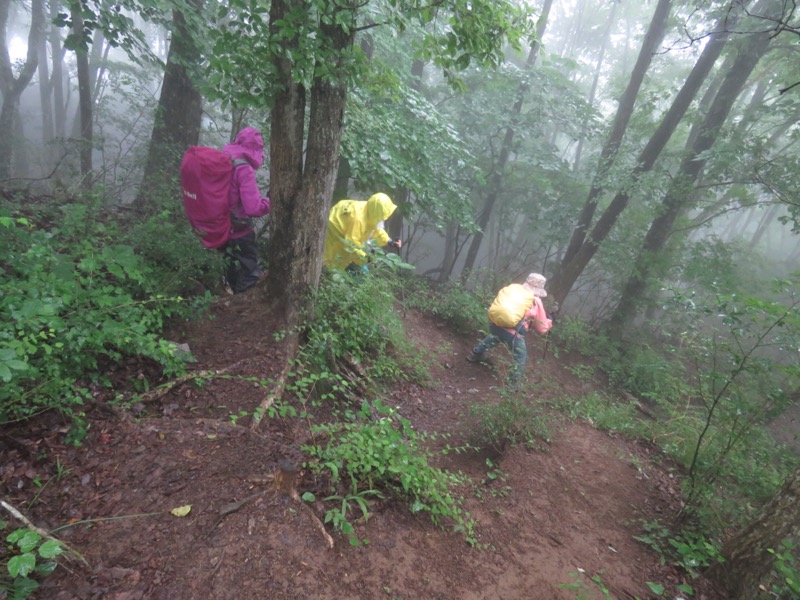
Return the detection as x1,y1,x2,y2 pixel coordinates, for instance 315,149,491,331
222,127,270,239
503,296,552,336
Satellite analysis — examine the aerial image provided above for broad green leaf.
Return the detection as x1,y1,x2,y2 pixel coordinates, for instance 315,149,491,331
38,539,64,559
646,582,665,594
8,553,36,578
10,530,41,553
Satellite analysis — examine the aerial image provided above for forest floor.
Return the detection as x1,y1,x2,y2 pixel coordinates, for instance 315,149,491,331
1,287,728,600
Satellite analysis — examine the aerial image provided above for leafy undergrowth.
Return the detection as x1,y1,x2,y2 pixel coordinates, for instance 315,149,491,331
0,289,727,599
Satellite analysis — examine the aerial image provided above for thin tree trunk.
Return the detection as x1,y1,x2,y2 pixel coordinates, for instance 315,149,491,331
439,221,459,283
559,0,586,59
36,19,54,174
50,1,66,140
71,5,93,185
91,35,112,104
748,203,780,250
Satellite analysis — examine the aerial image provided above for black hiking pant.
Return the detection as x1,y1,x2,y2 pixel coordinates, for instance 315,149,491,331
221,230,261,294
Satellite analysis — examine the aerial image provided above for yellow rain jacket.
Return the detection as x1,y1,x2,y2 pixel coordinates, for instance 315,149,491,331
323,193,397,269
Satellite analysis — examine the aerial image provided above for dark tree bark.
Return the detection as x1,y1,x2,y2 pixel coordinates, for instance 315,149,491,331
137,1,204,210
265,0,355,323
459,0,552,284
69,29,106,140
0,0,44,181
708,467,800,598
609,13,773,330
70,4,93,185
548,11,731,305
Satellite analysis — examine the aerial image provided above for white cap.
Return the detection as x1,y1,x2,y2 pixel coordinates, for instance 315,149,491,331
525,273,547,297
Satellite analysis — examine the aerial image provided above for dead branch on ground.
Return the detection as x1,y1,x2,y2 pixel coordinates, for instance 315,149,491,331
0,499,89,567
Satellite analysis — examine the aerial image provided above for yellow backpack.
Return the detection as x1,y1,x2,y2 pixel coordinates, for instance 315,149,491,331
488,284,535,328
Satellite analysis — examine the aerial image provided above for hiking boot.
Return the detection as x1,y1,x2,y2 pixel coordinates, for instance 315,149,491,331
467,350,485,363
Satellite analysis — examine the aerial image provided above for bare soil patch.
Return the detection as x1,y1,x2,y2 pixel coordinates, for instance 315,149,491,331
1,289,725,599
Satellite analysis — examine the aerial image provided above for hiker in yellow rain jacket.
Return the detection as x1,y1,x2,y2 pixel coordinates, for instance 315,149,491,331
323,193,402,274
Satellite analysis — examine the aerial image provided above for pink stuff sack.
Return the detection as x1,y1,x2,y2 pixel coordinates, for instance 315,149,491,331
180,146,244,249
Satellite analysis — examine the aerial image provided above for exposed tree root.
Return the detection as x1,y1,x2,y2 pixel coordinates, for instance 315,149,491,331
136,358,255,404
251,331,300,430
300,500,334,549
203,460,334,549
204,491,267,538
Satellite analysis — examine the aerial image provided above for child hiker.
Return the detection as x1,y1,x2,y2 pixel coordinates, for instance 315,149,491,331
468,272,554,386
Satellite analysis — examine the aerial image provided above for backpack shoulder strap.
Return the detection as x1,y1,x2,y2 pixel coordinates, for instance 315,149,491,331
232,158,249,169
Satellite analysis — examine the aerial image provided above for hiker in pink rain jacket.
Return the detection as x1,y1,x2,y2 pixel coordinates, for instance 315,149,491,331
468,272,554,388
220,127,270,293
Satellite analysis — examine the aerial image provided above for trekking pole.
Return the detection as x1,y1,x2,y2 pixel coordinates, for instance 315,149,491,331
541,308,558,361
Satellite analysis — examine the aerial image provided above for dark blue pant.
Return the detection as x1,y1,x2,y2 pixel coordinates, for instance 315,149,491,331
221,230,260,294
473,323,527,381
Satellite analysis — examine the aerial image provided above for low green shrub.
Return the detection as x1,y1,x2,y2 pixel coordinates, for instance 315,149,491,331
303,399,475,544
0,203,207,429
634,520,723,579
402,278,488,335
124,208,227,296
604,343,688,403
550,315,609,358
467,394,551,453
769,540,800,599
1,522,63,600
303,269,427,385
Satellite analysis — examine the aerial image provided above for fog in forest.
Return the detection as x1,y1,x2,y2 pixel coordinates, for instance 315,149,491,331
1,0,798,321
4,2,800,598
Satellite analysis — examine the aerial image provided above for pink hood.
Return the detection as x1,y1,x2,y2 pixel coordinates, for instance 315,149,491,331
223,127,265,169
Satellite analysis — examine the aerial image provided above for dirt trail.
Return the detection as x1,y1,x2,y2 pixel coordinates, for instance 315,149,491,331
1,291,723,599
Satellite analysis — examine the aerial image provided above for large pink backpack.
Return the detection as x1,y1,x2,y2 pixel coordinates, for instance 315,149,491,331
180,146,247,249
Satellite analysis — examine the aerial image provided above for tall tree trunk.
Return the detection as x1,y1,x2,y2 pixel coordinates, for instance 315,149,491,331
708,467,800,599
50,1,66,140
71,4,93,186
609,13,773,330
137,2,204,211
36,19,54,175
90,34,111,103
548,12,731,305
559,0,672,269
69,29,106,139
0,0,43,181
439,221,459,283
265,0,355,323
459,0,552,284
573,0,618,173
